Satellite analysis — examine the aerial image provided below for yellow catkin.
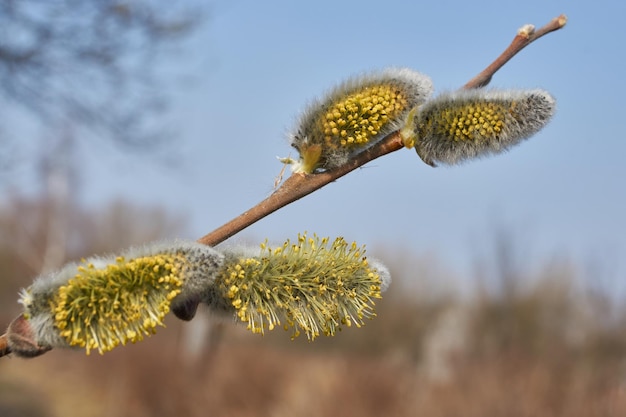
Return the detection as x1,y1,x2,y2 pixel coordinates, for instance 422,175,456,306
290,68,433,173
52,254,184,354
214,234,384,340
414,89,555,166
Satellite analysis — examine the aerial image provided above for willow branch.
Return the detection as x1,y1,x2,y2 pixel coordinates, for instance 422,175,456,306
0,14,567,357
197,14,568,247
196,133,405,246
169,14,571,322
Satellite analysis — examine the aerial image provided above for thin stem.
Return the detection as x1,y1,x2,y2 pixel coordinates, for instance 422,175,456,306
196,133,405,246
464,14,567,89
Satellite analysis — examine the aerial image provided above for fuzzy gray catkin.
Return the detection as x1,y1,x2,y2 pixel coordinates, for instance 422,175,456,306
413,89,556,166
290,67,433,173
12,241,223,356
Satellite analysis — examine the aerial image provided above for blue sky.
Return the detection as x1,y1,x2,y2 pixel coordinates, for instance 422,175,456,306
4,0,626,293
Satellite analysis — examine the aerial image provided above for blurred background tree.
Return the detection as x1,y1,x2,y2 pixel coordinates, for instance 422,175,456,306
0,0,201,152
0,0,205,253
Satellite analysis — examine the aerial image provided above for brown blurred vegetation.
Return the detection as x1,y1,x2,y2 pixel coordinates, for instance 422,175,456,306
2,195,626,417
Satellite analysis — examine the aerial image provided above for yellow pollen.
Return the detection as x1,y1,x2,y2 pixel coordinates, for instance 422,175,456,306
319,84,407,150
52,253,184,354
429,100,512,142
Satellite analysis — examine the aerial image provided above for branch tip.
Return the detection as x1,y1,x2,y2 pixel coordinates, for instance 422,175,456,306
463,13,567,89
518,24,535,38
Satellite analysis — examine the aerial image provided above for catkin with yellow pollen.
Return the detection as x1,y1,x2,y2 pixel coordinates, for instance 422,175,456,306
413,89,556,166
13,241,224,356
290,68,433,173
209,233,391,340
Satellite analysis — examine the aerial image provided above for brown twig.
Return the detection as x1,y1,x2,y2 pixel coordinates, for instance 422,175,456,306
196,132,405,247
0,14,567,357
464,14,567,89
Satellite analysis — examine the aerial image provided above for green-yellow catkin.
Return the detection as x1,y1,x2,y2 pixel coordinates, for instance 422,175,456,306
52,254,183,354
15,241,223,355
210,233,391,340
413,89,556,166
290,68,432,173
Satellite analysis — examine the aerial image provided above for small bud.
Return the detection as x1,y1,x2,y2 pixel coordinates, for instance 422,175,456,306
5,315,51,358
413,89,555,166
399,106,420,149
290,68,433,173
207,233,390,340
16,241,223,355
517,24,535,38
